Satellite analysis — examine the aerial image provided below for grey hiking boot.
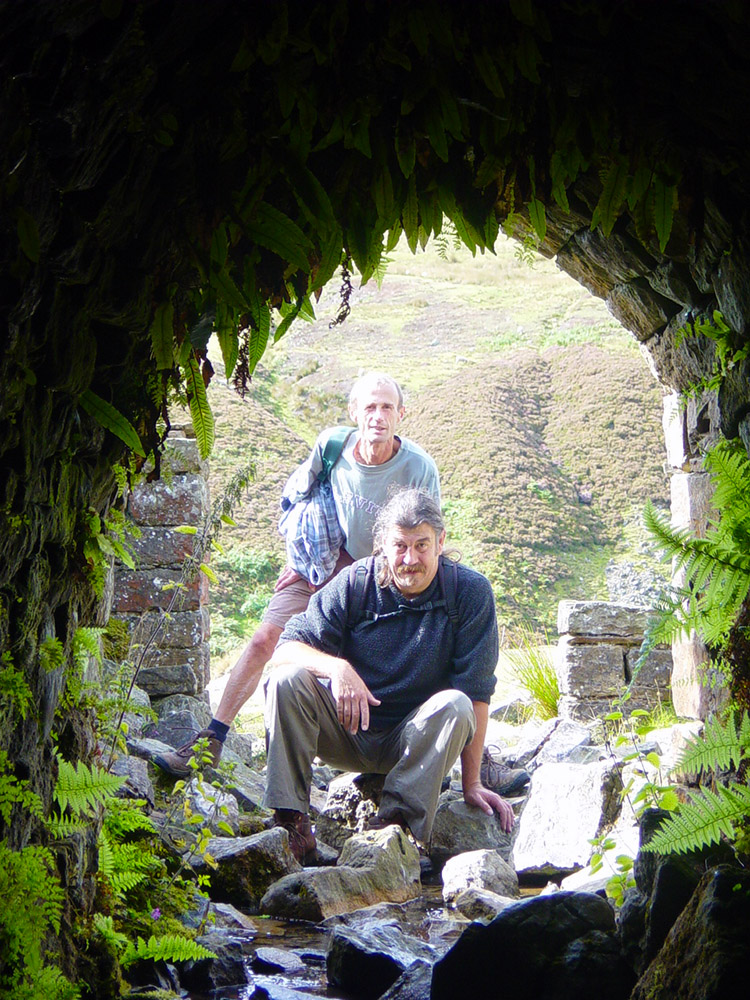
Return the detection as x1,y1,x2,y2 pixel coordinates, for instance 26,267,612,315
273,809,318,865
480,745,530,796
152,729,223,778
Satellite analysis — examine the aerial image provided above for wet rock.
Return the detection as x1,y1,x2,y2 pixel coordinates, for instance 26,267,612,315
181,927,253,992
441,849,519,907
450,887,518,921
378,957,432,1000
251,946,306,974
260,826,421,921
630,865,750,1000
326,922,436,999
432,891,634,1000
315,771,385,850
193,827,301,911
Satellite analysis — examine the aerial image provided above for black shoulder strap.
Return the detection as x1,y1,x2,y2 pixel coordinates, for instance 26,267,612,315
438,557,459,627
318,426,353,483
345,557,374,631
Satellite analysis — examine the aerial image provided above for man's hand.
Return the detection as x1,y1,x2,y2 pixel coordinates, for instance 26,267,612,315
463,782,515,834
274,565,310,593
330,661,381,735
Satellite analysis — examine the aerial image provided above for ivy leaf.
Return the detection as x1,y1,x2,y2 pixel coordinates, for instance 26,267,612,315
79,391,146,458
654,178,677,253
245,203,313,273
199,562,218,584
527,198,547,242
149,301,174,371
17,207,40,262
591,156,629,236
182,358,215,459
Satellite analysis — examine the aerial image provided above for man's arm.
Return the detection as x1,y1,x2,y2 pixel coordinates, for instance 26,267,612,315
270,640,381,735
460,700,515,833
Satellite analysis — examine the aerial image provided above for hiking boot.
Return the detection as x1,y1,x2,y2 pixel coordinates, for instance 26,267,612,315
152,729,223,778
480,745,530,796
273,809,317,865
364,809,409,833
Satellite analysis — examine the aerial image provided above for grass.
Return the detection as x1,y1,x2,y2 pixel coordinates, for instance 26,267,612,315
505,625,561,720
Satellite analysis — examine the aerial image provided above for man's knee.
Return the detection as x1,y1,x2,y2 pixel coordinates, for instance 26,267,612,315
424,688,474,721
248,621,283,662
265,663,316,702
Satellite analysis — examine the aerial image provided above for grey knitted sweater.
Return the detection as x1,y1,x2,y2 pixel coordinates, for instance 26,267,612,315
279,556,498,726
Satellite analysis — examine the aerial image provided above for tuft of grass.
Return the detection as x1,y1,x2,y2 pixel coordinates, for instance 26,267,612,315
507,624,560,720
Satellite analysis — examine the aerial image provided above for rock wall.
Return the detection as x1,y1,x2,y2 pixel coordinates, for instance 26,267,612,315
556,600,672,722
113,429,211,701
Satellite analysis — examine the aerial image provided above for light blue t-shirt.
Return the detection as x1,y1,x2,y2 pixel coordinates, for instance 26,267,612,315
326,433,440,559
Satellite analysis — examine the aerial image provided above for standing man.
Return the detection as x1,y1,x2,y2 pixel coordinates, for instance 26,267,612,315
154,372,439,776
263,488,515,862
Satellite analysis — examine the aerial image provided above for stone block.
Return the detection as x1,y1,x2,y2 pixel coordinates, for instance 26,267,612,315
129,527,196,569
556,637,626,698
136,645,209,697
557,600,653,638
669,472,714,536
671,634,729,720
163,436,207,475
625,646,671,696
123,608,209,649
606,278,675,342
128,473,208,526
112,569,206,613
662,393,688,471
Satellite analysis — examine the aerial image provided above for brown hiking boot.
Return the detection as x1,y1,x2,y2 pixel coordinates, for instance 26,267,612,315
152,729,223,778
364,810,409,833
480,745,530,796
273,809,318,865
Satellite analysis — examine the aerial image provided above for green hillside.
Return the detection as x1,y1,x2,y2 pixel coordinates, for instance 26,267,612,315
205,236,670,665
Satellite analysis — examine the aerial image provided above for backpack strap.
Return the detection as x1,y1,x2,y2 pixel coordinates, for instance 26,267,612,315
437,557,459,628
345,557,375,631
318,426,353,483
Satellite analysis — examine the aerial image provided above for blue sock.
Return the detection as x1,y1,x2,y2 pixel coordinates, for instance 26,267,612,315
207,719,230,743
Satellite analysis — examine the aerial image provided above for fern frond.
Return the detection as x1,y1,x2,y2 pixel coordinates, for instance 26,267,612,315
109,869,148,895
54,758,125,817
642,782,750,855
121,933,217,967
677,712,749,774
47,814,89,838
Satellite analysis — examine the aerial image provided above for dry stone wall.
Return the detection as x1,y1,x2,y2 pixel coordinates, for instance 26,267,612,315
113,430,210,701
556,600,672,722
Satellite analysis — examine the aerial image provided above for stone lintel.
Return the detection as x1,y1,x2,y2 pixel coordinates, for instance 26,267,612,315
557,600,654,638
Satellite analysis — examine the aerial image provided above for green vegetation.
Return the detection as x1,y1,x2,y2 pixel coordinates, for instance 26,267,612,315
210,548,282,660
505,625,560,720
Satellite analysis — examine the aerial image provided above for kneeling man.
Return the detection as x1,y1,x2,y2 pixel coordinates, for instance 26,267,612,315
263,487,515,862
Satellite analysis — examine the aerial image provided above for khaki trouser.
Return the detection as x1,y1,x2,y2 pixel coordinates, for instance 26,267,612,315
263,665,476,842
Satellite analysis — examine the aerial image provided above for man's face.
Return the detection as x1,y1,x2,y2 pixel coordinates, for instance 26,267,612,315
384,523,446,596
349,381,404,447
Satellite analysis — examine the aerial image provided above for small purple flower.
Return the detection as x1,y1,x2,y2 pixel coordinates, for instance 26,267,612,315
150,908,161,921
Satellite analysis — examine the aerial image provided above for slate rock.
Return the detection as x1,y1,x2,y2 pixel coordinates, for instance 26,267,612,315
326,922,436,1000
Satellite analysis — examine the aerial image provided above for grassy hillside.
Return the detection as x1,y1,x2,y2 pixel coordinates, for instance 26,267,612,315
205,236,670,665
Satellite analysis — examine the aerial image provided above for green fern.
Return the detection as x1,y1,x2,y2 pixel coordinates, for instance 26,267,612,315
638,439,750,667
641,710,750,856
642,782,750,856
53,758,125,817
121,933,217,967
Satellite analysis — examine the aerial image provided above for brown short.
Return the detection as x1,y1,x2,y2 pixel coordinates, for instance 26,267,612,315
262,550,355,629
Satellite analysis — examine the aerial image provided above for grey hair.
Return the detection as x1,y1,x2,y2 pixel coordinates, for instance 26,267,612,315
349,371,404,409
372,488,445,553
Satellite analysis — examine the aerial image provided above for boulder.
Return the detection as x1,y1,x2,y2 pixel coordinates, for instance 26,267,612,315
326,922,436,999
630,865,750,1000
192,828,301,911
180,927,253,992
315,772,385,850
260,826,421,921
441,849,519,907
431,790,515,864
511,760,623,879
184,776,240,834
110,753,155,807
378,958,433,1000
431,891,634,1000
527,719,600,767
450,887,518,922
